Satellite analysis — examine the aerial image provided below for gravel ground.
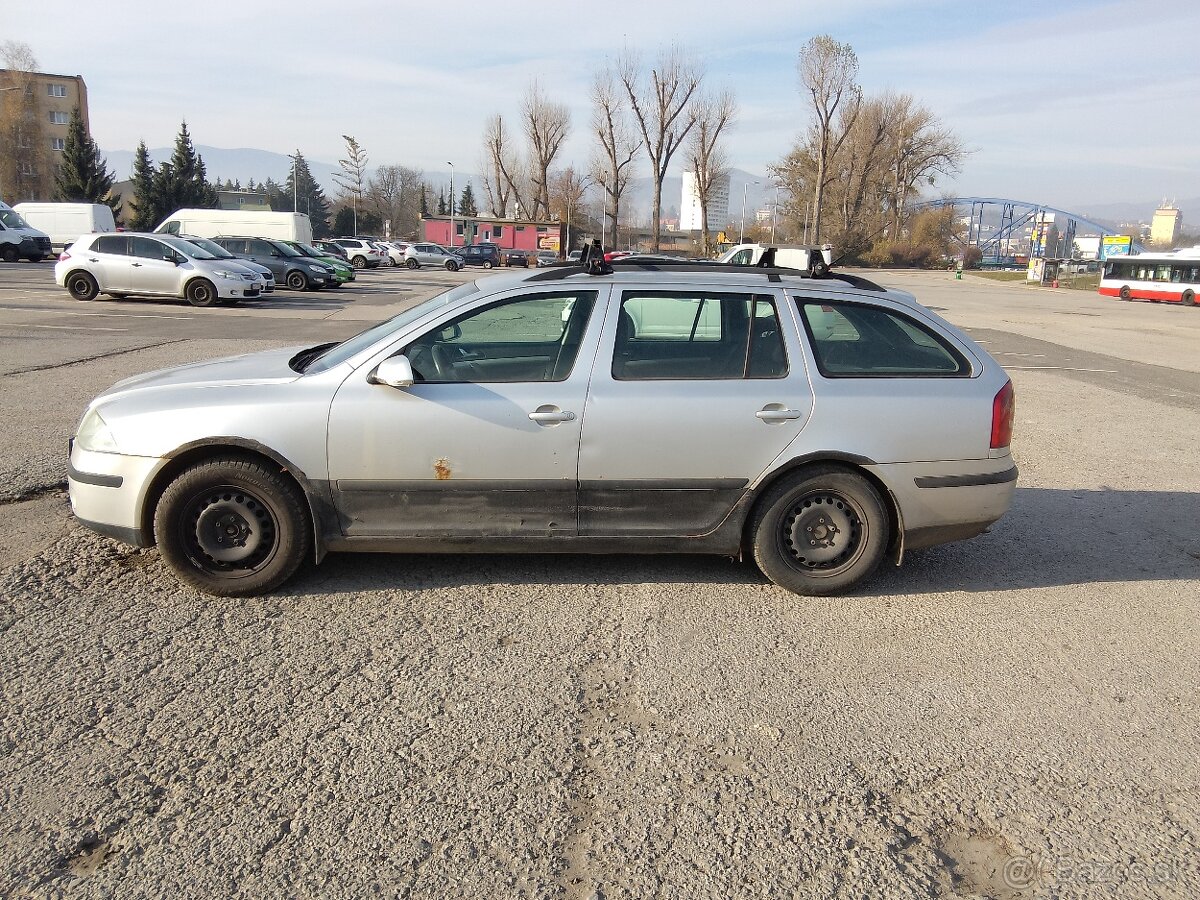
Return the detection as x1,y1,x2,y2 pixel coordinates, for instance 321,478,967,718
1,272,1198,898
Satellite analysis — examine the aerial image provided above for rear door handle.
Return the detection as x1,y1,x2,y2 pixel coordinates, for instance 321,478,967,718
756,407,804,422
131,262,143,267
529,407,576,424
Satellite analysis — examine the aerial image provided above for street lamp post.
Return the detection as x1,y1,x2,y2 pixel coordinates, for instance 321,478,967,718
770,186,780,243
739,180,759,244
447,162,455,248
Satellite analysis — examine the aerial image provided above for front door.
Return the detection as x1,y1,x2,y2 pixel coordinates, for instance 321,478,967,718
129,236,182,295
578,285,814,535
327,287,605,538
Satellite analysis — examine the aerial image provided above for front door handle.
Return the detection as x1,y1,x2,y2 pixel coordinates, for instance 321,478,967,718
529,406,576,425
756,406,804,422
132,262,143,267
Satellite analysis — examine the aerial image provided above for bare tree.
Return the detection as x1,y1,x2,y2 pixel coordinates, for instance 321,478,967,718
885,94,964,235
618,47,704,250
522,83,570,221
688,89,736,256
333,135,369,234
797,35,862,243
0,41,43,201
548,166,593,253
480,114,530,218
590,66,641,248
366,164,424,239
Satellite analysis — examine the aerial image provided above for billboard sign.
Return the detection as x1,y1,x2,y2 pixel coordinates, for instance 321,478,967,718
1100,234,1133,260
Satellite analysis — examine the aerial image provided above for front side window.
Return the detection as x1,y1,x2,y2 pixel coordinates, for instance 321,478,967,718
404,291,598,384
799,300,968,378
612,291,788,380
131,236,170,260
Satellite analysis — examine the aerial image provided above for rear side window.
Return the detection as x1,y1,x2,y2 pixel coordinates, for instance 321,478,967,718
613,291,788,380
799,300,968,377
94,235,128,255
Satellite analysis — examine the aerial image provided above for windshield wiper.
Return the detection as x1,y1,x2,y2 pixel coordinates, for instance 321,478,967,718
289,342,340,373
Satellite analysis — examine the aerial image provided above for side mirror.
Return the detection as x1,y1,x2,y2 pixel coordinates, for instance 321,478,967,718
369,355,415,388
163,253,180,264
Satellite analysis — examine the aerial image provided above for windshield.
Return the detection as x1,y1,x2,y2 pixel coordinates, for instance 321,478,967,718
296,242,324,257
0,208,31,229
182,236,234,258
161,236,217,260
304,281,481,375
269,240,303,257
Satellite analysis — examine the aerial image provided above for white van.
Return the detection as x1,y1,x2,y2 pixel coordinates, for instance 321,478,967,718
155,209,313,244
13,202,116,252
0,201,53,262
717,243,834,275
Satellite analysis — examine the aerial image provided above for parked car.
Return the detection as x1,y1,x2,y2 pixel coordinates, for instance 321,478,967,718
212,237,335,291
55,232,264,306
178,235,276,293
312,240,349,260
536,249,559,267
372,241,406,267
504,249,530,268
404,242,463,271
282,240,356,284
454,243,501,268
66,256,1017,597
0,201,52,262
330,238,384,269
567,250,582,263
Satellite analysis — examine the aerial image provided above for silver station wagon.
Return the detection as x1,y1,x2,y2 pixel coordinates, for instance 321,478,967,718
67,254,1017,597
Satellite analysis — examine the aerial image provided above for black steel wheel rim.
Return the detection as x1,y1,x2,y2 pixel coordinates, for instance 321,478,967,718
778,490,867,577
179,484,279,578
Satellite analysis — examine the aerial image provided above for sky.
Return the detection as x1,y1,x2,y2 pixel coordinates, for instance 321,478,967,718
9,0,1200,214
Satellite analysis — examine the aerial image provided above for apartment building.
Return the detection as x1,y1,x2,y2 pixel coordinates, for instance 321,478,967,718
0,69,90,202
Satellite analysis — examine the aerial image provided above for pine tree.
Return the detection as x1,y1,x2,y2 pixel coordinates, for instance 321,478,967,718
419,184,429,218
437,189,446,216
127,140,160,230
458,184,478,217
284,150,332,237
156,120,218,212
53,106,118,209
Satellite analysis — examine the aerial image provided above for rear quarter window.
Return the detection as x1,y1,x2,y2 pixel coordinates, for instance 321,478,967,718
798,300,969,378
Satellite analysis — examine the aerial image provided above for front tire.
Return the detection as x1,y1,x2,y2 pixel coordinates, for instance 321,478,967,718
154,456,310,596
406,258,419,270
286,270,308,291
185,278,219,307
483,260,494,269
1119,285,1131,301
67,270,99,301
749,466,889,596
445,260,459,271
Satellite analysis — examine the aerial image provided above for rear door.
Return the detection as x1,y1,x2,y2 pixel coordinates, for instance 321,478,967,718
577,283,814,536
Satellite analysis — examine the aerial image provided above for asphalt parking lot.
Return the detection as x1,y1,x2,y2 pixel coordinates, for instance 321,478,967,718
1,261,1198,898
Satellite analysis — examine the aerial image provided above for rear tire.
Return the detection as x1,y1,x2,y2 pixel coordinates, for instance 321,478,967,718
1183,290,1196,307
154,456,310,597
67,271,99,301
350,255,366,270
185,278,219,307
1119,285,1131,301
750,466,889,596
0,245,18,263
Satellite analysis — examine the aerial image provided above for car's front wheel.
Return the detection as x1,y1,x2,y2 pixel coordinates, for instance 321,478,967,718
406,258,419,270
185,278,219,307
445,260,459,271
749,466,889,596
286,270,308,291
67,270,99,301
154,456,310,596
483,260,494,269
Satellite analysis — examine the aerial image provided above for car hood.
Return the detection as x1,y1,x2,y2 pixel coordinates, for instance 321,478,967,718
95,345,306,404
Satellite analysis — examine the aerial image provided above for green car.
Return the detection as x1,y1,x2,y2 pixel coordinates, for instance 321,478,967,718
284,241,355,284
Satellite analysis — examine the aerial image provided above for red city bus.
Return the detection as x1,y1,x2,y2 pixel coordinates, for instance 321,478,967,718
1099,248,1200,306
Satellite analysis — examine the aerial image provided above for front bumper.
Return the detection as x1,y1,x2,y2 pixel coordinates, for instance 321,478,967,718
68,444,165,547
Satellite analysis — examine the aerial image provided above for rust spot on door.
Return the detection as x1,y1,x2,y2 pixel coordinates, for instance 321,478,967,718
434,458,452,480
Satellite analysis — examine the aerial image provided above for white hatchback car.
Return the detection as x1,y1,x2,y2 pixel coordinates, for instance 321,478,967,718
56,233,265,306
68,255,1017,597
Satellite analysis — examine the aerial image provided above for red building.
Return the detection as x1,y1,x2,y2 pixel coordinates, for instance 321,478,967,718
421,215,563,252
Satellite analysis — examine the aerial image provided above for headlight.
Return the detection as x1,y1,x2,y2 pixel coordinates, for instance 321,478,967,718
76,408,119,453
307,264,326,273
213,269,240,280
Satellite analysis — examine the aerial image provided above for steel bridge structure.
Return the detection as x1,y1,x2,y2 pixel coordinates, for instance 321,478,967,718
913,197,1128,265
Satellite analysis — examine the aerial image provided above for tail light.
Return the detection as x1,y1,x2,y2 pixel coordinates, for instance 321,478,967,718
990,380,1015,449
58,249,71,262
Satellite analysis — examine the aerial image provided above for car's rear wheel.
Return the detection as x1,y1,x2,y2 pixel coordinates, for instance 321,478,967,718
67,271,99,301
351,255,366,269
286,270,308,291
750,466,889,596
1119,285,1131,300
185,278,219,307
154,456,310,597
406,258,419,270
0,245,18,263
1182,289,1196,307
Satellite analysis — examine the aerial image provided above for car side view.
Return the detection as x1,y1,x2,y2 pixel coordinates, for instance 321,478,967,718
212,237,334,291
67,252,1017,598
55,232,264,306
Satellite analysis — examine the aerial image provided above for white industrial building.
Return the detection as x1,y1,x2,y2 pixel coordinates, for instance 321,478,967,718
680,171,730,232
